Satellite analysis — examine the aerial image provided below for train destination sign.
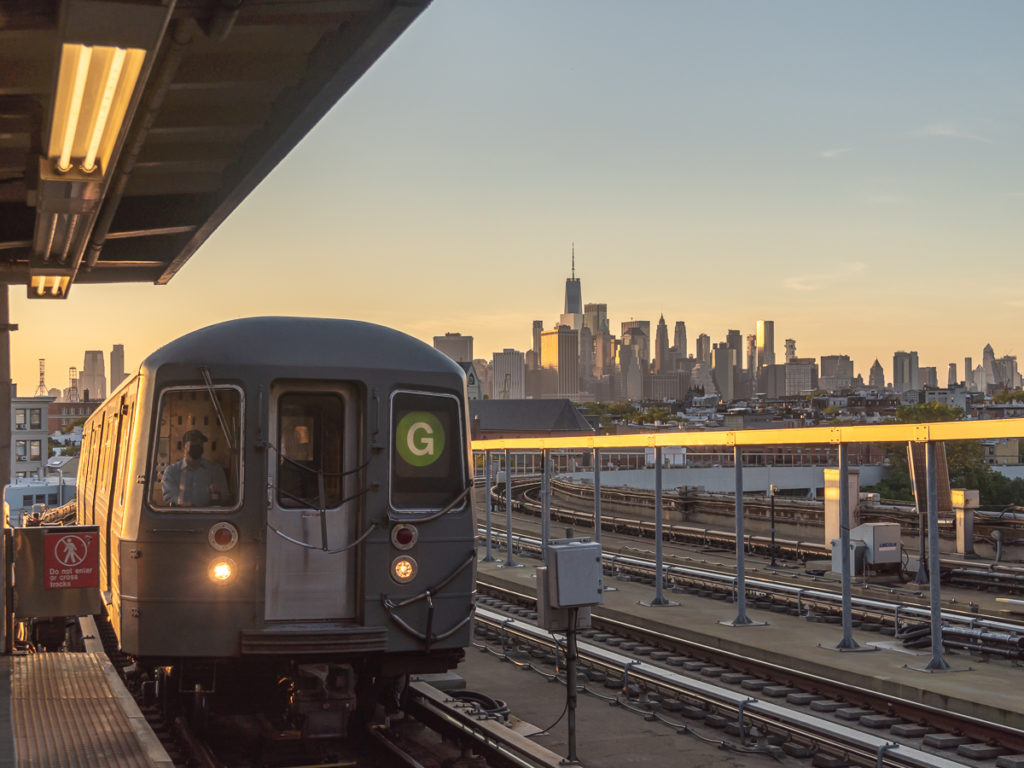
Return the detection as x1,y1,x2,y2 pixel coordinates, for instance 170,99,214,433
44,532,99,590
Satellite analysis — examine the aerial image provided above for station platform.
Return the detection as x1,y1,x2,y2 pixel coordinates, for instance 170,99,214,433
1,618,173,768
476,553,1024,734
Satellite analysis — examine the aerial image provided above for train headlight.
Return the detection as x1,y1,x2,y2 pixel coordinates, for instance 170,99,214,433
208,522,238,551
390,523,418,550
392,555,417,584
209,557,237,584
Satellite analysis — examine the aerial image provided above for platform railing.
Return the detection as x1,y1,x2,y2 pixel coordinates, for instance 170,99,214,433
472,417,1024,670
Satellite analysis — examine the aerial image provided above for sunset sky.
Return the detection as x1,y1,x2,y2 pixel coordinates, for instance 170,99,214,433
10,1,1024,393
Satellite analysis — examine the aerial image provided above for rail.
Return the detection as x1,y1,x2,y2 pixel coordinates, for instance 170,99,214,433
471,417,1024,450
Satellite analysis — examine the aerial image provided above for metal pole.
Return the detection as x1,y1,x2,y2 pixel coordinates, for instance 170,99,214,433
650,446,668,605
925,442,950,670
565,607,579,764
541,449,550,559
769,484,777,567
730,445,752,625
501,449,517,567
482,451,495,562
837,442,859,649
913,442,928,584
593,447,601,546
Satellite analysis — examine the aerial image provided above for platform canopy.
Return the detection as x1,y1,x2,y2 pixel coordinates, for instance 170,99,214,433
0,0,429,299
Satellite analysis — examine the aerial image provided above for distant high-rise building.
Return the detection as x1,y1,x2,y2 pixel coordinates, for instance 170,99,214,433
711,343,736,401
983,344,996,383
892,350,919,393
110,344,126,390
819,355,854,391
564,244,582,315
433,333,473,363
541,326,580,399
492,349,525,399
784,338,796,363
948,363,957,388
653,315,670,374
583,303,608,336
869,359,885,389
621,321,651,370
756,320,775,367
696,334,711,365
785,358,818,396
673,321,686,359
531,321,544,367
726,330,743,369
81,350,106,401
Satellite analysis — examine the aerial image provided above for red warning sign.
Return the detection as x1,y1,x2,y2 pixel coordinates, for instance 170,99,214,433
44,532,99,590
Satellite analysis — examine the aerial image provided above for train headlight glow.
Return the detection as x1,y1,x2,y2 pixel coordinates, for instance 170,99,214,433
392,556,417,583
209,557,236,584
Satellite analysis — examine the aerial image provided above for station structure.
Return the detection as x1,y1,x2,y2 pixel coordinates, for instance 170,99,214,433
0,2,429,765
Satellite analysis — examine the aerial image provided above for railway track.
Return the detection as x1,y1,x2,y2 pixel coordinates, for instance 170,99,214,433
474,585,1023,768
481,527,1024,661
491,480,1024,595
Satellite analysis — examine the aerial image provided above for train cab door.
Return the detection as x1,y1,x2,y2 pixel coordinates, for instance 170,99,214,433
265,383,359,621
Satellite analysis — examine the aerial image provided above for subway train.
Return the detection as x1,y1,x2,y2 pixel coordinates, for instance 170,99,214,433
76,317,475,736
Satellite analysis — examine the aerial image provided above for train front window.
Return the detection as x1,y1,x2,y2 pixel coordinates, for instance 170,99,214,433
276,393,344,509
390,391,465,511
149,386,243,511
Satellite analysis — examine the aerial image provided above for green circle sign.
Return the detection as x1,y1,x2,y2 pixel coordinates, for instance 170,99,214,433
396,412,445,467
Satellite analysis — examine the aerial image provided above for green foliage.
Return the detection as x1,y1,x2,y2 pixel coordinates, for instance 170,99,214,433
864,402,1024,506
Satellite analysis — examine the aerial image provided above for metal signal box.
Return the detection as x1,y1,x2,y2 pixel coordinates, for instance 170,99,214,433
547,538,604,608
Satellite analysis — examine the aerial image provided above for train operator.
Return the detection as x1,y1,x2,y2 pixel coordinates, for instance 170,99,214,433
161,429,230,506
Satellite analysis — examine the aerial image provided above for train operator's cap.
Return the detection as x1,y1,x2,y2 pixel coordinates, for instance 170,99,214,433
183,429,208,443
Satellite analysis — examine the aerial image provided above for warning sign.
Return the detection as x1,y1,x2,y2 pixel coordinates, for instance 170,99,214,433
44,532,99,590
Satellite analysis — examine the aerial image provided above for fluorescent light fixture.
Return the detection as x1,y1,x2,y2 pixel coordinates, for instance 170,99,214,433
29,274,72,299
48,43,146,177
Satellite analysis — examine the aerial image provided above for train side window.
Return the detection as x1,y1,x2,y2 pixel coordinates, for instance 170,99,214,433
149,385,243,511
389,391,465,511
276,393,344,509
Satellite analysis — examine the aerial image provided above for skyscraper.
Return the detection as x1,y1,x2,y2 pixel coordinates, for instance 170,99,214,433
81,350,106,401
653,315,670,374
564,244,582,315
673,321,686,359
755,320,775,367
492,349,525,399
621,321,650,370
110,344,126,390
784,338,796,363
583,303,608,336
433,333,473,363
696,334,711,365
540,325,579,399
892,350,919,393
869,359,885,389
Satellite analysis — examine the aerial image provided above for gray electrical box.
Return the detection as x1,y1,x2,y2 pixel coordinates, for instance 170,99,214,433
536,567,591,631
547,538,603,608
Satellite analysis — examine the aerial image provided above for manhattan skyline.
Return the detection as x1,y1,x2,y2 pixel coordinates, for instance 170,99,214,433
8,1,1024,389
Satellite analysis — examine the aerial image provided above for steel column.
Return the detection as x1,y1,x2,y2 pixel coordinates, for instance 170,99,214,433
649,447,669,605
729,445,753,625
837,442,859,649
925,441,950,670
593,447,602,546
500,449,519,568
482,451,495,562
542,449,551,559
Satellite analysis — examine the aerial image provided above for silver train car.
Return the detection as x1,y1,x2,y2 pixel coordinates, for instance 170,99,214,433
76,317,475,731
